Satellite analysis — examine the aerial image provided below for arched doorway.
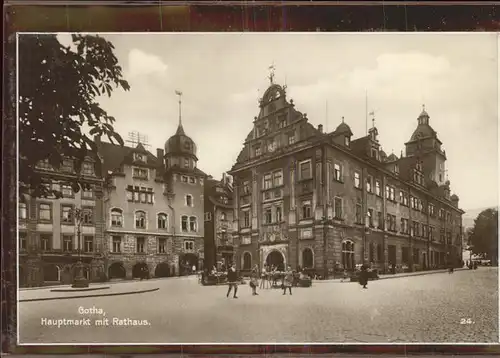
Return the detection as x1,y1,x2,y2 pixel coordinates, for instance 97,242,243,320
108,262,126,279
180,253,198,276
154,262,170,278
302,248,314,269
132,262,149,279
43,264,60,282
266,250,285,271
242,252,252,270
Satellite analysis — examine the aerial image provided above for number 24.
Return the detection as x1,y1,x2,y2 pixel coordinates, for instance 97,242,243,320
460,318,473,324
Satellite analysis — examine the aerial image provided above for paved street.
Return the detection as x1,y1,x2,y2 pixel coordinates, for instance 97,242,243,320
19,268,498,344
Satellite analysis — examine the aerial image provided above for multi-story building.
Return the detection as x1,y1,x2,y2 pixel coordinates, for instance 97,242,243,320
18,157,105,287
97,119,206,279
204,173,234,271
228,80,464,275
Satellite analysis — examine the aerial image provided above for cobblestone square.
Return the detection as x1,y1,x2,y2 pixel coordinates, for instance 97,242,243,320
18,268,498,344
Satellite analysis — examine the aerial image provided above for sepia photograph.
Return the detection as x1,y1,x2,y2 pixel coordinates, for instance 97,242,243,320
17,32,499,344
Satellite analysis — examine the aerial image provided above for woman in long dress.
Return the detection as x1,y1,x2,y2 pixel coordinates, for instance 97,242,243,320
359,263,369,289
282,266,293,295
260,266,268,289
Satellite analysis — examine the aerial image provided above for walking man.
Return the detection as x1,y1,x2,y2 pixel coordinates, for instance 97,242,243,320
226,263,239,299
282,265,293,295
250,264,259,296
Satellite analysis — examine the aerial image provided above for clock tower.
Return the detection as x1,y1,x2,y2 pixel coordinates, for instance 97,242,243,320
404,106,447,185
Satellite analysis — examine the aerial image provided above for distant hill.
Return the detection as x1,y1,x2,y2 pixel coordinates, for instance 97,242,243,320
463,206,497,229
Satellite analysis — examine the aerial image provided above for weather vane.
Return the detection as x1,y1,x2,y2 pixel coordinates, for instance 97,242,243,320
268,62,276,84
369,110,376,128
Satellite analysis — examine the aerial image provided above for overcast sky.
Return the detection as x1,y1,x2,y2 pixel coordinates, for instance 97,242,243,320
58,33,498,211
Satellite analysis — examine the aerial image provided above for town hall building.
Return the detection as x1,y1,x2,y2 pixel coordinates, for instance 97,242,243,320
228,75,464,276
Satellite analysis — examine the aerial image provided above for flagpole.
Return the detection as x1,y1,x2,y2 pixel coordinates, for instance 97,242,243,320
326,100,328,132
365,90,368,135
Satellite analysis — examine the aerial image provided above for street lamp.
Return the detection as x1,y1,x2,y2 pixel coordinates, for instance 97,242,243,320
322,216,333,279
72,207,89,288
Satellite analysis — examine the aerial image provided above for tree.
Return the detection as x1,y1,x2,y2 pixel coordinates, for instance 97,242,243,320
18,34,130,198
468,208,498,264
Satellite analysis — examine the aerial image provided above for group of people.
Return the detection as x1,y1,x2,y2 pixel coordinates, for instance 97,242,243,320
225,263,295,299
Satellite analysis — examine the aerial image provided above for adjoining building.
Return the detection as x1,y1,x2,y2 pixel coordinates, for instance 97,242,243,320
203,173,234,271
228,79,464,276
97,111,206,279
18,157,105,287
19,96,207,286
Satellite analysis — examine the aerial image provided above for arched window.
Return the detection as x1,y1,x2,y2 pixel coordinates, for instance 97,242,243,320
302,248,314,269
181,215,188,232
185,194,193,207
135,211,146,229
242,252,252,270
111,208,123,227
221,212,226,221
189,216,197,232
157,213,168,229
342,240,355,270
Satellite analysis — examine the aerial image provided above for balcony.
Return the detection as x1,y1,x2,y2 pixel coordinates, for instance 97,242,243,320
259,223,287,243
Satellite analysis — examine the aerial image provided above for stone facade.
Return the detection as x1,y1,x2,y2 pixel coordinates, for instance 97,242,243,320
18,159,105,287
229,81,464,276
98,118,206,279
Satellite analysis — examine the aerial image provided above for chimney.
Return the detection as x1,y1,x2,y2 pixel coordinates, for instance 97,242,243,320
156,148,164,165
318,124,323,133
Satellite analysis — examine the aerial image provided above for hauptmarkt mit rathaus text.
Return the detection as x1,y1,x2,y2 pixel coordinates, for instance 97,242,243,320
40,318,151,327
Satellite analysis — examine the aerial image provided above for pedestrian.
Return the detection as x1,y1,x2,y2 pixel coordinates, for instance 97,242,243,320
250,264,259,295
359,263,369,289
260,266,267,289
282,265,293,295
192,265,196,275
226,263,239,299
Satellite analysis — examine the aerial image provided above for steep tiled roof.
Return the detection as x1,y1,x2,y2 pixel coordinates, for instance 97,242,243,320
334,122,353,136
97,141,159,176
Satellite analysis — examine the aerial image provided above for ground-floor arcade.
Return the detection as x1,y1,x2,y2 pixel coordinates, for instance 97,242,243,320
234,224,461,276
19,254,105,288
